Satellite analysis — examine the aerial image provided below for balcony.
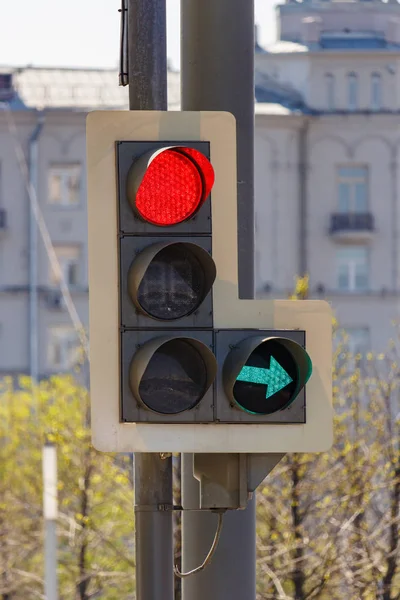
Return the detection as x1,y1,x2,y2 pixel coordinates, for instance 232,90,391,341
329,212,375,243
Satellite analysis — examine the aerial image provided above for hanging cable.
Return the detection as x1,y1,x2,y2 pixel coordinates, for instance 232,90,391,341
119,0,129,86
0,103,90,361
174,510,225,579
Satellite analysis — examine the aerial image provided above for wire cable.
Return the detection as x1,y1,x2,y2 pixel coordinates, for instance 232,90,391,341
0,103,90,360
174,510,225,579
119,0,129,86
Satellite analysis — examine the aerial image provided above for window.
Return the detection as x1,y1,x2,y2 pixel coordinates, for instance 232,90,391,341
371,73,382,111
336,247,369,291
345,327,370,355
47,326,80,371
347,73,358,111
49,245,80,287
325,73,335,111
48,163,81,206
337,166,368,213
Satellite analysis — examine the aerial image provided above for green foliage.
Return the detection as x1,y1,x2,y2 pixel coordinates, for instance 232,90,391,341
256,276,400,599
0,375,134,600
3,273,400,599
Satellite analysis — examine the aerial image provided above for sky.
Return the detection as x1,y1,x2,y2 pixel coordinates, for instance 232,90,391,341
0,0,276,71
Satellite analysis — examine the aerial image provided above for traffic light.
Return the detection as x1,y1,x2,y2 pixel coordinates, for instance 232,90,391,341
87,111,332,454
219,332,312,422
116,137,218,424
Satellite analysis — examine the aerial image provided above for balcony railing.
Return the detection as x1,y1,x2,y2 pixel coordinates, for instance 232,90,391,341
329,212,374,234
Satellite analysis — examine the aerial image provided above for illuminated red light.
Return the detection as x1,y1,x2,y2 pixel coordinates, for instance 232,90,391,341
176,147,215,203
135,147,215,226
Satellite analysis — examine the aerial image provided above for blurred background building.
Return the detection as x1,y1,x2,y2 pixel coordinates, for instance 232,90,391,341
254,0,400,355
1,0,400,377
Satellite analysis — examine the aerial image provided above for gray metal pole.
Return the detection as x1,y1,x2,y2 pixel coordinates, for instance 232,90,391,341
181,455,256,600
134,454,174,600
127,0,167,111
181,1,256,598
28,114,44,383
181,0,255,300
127,3,173,600
42,442,58,600
44,521,58,600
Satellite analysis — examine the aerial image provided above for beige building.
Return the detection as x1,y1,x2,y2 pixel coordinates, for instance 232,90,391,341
0,0,399,377
254,0,400,354
0,68,179,378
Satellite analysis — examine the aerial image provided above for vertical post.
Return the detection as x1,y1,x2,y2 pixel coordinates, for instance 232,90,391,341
181,1,256,599
127,3,174,600
299,121,309,277
28,115,44,383
181,455,256,600
181,0,255,300
42,442,58,600
127,0,167,111
134,454,174,600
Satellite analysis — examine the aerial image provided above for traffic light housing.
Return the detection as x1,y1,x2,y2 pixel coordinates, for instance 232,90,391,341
116,137,217,423
219,330,311,422
87,111,332,453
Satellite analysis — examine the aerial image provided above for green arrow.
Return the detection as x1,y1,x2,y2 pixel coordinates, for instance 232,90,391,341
236,357,293,399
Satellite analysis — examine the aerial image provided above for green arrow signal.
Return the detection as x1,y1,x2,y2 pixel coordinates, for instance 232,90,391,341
236,356,293,399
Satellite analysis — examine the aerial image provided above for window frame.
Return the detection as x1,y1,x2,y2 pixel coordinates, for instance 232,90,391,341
347,72,358,111
325,73,335,111
345,327,370,355
49,244,81,288
47,325,80,371
336,246,370,292
371,72,382,111
337,165,369,213
47,163,82,208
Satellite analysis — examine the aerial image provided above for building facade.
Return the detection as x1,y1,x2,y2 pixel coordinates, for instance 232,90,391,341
0,67,179,377
1,0,399,378
254,0,400,353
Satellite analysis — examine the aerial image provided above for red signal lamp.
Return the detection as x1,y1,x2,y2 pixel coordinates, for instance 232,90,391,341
126,146,215,226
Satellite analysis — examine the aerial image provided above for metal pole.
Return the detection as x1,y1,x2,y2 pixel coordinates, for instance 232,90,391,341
127,3,173,600
42,442,58,600
28,114,44,383
127,0,167,111
181,1,256,598
134,454,174,600
181,0,255,300
181,455,256,600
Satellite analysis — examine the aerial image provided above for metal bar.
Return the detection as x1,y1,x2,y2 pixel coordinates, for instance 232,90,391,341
134,454,174,600
181,1,256,598
43,442,58,600
44,520,58,600
28,114,44,383
181,0,256,600
299,121,309,276
181,455,256,600
127,4,173,600
181,0,255,299
127,0,167,110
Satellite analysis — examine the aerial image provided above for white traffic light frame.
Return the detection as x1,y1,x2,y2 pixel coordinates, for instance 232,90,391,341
87,111,333,454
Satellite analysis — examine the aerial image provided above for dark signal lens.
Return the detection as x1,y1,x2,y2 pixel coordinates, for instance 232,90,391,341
129,242,216,321
138,339,208,414
137,244,206,320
